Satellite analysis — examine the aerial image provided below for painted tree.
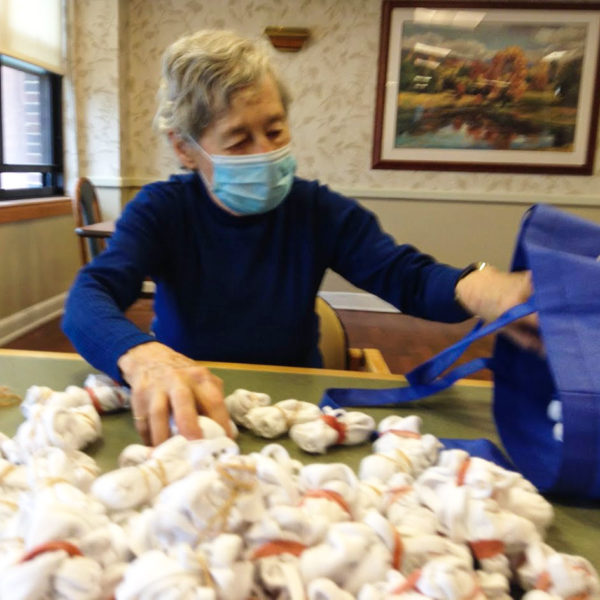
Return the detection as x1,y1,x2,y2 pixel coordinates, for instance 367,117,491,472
486,46,528,103
529,61,549,92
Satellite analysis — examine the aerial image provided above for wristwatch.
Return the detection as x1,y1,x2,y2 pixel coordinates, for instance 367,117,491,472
455,261,488,307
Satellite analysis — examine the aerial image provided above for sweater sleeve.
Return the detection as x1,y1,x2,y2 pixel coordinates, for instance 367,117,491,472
62,186,167,382
320,188,470,323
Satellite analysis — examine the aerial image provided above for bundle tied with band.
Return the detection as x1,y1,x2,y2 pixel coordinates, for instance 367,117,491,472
321,204,600,499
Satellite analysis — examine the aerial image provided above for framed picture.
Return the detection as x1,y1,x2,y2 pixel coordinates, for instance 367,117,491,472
372,1,600,174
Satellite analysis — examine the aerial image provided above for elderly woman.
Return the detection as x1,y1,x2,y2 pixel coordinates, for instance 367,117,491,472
62,30,538,446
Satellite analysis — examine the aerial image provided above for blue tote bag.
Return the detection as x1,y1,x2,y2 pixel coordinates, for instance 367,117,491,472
321,204,600,498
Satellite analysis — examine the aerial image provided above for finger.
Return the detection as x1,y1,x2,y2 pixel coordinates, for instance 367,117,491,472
148,390,171,446
170,385,203,441
132,413,151,446
194,378,233,437
130,387,152,446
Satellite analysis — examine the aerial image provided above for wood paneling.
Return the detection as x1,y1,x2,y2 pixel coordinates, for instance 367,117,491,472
0,197,71,224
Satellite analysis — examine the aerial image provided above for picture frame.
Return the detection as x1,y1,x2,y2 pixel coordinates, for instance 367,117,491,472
372,1,600,174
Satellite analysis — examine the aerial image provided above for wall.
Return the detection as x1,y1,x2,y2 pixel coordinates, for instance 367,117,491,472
0,214,80,342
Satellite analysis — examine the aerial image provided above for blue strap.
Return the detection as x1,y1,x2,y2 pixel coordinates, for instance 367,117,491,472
320,300,536,410
407,301,535,386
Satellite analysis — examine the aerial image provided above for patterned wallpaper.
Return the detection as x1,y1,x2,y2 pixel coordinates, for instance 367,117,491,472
69,0,600,203
67,0,121,180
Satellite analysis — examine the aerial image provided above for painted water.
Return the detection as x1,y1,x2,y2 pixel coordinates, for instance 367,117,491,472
395,107,573,151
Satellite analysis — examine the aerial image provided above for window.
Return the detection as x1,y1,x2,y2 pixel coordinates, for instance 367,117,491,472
0,55,63,199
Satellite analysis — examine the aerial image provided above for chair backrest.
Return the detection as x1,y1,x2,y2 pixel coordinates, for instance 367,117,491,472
315,296,349,370
72,177,106,264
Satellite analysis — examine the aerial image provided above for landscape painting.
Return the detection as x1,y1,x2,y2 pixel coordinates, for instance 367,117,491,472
372,1,600,174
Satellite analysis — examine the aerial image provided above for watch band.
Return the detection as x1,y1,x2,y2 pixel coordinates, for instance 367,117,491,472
455,261,488,310
457,261,488,283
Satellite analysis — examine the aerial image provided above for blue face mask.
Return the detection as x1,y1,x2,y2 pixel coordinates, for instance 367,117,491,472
201,144,297,215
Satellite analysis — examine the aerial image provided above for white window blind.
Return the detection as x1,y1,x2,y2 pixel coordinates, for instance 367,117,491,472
0,0,63,74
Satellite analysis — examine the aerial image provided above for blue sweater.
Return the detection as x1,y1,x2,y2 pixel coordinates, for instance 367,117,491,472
62,174,468,381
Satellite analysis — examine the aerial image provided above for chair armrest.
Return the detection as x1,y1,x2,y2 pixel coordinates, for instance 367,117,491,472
348,348,391,374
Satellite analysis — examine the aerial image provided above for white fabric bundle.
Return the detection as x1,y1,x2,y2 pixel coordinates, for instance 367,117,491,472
476,570,512,600
250,447,300,507
420,449,553,534
416,450,548,554
521,592,562,600
0,548,105,600
259,442,303,478
254,553,306,600
26,446,100,492
0,538,25,573
115,549,214,599
380,472,439,536
0,457,27,491
371,415,442,477
245,399,322,438
20,385,90,418
355,568,417,599
298,463,359,522
92,435,192,511
21,378,130,419
2,373,600,600
141,455,265,544
16,482,108,549
247,503,328,551
8,403,101,463
359,447,415,482
300,521,391,595
83,373,131,412
196,534,253,600
290,406,375,454
415,555,486,600
170,414,238,439
224,388,271,428
308,577,356,600
188,437,240,470
517,542,600,598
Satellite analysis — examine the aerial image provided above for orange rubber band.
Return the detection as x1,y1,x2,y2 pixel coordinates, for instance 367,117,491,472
301,489,352,517
321,414,347,444
456,457,471,486
251,539,307,559
85,387,103,414
469,539,505,560
385,429,422,439
392,527,404,571
391,569,422,594
20,540,83,563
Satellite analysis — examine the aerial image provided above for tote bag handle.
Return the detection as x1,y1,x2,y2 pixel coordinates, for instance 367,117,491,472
320,299,536,410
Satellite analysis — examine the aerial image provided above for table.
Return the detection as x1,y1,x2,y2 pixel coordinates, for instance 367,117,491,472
74,219,115,238
1,349,599,573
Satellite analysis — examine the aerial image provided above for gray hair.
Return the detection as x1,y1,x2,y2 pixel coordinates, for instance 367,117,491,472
154,29,291,141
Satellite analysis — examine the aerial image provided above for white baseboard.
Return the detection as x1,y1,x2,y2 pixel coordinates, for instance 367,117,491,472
0,293,67,347
319,291,399,313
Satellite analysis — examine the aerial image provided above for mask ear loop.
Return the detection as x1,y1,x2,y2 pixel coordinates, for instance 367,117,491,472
185,135,216,190
185,135,242,215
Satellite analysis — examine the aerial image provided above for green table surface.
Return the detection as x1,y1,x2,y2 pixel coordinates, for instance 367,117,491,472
1,350,599,572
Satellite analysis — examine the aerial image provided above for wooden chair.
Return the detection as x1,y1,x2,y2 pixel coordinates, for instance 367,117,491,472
72,177,106,265
316,296,391,374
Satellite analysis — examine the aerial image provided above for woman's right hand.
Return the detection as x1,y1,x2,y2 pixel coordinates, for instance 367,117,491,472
117,341,233,446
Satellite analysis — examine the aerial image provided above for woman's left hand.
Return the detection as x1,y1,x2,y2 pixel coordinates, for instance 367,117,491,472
455,265,542,353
